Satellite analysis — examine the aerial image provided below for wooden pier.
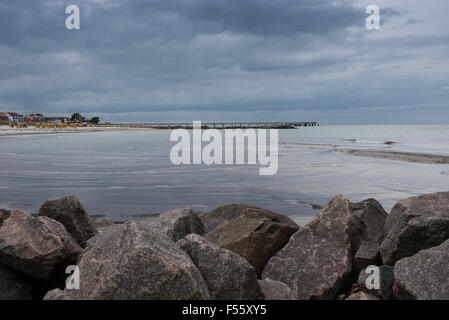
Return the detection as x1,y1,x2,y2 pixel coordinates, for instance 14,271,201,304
108,121,319,129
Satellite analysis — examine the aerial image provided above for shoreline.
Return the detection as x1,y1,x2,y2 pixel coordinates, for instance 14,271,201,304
0,125,154,137
341,150,449,164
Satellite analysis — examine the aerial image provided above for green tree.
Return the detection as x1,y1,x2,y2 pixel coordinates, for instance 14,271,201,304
71,113,83,122
91,116,100,124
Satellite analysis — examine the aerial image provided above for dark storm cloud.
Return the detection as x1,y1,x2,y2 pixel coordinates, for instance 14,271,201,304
141,0,364,36
0,0,448,123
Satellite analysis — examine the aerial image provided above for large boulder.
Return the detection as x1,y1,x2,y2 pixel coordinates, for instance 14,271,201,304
38,195,98,248
262,195,366,299
177,234,264,300
205,210,299,277
145,208,205,242
393,239,449,300
0,210,82,279
201,204,298,233
0,264,32,300
380,192,449,265
257,278,295,300
45,222,210,300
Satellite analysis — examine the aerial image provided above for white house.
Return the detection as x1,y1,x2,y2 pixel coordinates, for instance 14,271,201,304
6,112,24,122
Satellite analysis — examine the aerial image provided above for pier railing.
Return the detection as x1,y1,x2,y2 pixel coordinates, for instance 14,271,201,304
106,122,319,129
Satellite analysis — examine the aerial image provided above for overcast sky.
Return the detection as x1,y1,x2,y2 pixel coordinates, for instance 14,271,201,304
1,0,448,124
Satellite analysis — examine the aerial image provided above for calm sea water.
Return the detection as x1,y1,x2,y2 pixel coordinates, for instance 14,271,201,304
1,125,448,225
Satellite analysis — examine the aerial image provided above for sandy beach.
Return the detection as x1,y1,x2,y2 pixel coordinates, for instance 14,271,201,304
342,150,449,164
0,125,153,137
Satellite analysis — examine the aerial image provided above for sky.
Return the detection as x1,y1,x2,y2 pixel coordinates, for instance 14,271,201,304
0,0,448,124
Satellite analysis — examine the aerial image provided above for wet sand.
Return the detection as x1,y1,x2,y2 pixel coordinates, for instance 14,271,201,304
342,150,449,164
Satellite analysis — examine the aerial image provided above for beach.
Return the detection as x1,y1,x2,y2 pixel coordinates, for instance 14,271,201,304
0,125,153,137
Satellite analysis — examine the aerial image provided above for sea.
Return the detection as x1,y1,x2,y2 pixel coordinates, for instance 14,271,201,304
1,124,448,225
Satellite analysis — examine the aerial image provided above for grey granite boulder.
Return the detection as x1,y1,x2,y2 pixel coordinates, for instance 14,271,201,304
201,203,298,233
205,210,299,277
257,278,294,300
45,221,210,300
263,195,365,299
38,195,98,248
380,192,449,265
145,207,205,242
0,264,32,300
0,210,82,279
177,234,264,300
394,239,449,300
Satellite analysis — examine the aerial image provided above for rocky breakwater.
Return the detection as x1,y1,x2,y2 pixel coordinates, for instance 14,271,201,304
0,192,448,300
262,192,449,300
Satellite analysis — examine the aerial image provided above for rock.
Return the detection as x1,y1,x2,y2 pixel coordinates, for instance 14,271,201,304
354,241,381,271
46,222,210,300
38,195,98,248
263,195,365,299
257,278,294,300
43,288,70,300
351,198,387,271
0,209,10,226
358,266,395,300
350,198,387,243
346,291,380,300
0,264,32,300
379,266,395,300
177,234,264,300
205,210,299,277
201,204,298,233
145,208,205,242
0,210,82,279
380,192,449,265
394,239,449,300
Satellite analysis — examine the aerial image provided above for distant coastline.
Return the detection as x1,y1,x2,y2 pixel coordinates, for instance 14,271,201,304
0,125,154,137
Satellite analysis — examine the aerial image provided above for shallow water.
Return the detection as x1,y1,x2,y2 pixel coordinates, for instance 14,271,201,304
1,124,448,225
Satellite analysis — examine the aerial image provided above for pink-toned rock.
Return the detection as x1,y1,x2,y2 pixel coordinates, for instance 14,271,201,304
0,209,82,279
263,195,365,299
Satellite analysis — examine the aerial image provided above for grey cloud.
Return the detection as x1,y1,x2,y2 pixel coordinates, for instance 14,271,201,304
0,0,447,124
